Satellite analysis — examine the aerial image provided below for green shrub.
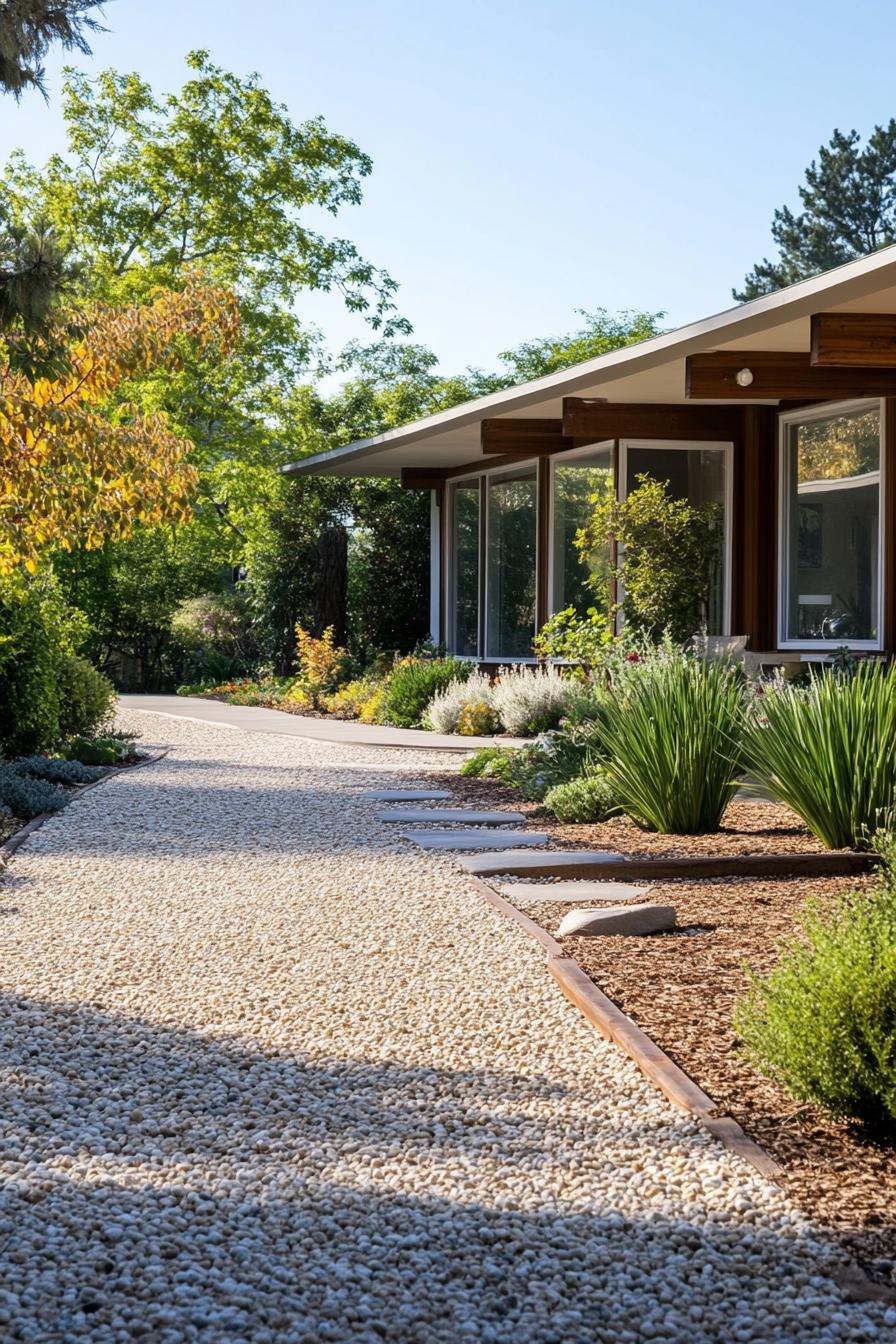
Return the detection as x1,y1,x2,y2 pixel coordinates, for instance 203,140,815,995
742,662,896,850
57,656,116,740
378,658,473,728
460,746,513,779
735,840,896,1132
63,736,123,766
597,644,746,833
0,768,69,820
0,568,79,756
544,771,619,823
13,756,105,786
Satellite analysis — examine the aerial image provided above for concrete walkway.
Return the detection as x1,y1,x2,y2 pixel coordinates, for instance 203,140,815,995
120,693,526,752
0,708,888,1342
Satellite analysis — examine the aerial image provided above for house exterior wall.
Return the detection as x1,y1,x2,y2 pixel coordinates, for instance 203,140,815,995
436,398,896,663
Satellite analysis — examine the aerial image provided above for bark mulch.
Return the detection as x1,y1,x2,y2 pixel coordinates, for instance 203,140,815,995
427,767,896,1292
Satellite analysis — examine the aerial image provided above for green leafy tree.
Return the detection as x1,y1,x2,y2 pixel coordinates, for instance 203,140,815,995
497,308,664,380
736,123,896,300
579,475,723,642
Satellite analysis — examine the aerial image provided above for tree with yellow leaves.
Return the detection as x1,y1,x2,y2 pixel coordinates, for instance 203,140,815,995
0,274,239,575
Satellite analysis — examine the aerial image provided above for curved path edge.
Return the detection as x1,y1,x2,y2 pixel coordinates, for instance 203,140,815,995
119,694,528,753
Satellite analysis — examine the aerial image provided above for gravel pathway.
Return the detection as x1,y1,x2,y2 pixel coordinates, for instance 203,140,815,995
0,710,891,1343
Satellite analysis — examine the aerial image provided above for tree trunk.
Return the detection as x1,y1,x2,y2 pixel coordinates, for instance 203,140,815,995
313,525,348,646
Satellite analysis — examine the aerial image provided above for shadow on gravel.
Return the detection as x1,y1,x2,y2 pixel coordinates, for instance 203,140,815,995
0,993,878,1342
2,755,447,860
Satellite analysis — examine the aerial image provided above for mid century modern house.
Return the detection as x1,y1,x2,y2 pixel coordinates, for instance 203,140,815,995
286,247,896,665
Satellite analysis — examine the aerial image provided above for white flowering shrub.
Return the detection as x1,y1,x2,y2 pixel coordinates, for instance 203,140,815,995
490,665,574,736
424,672,495,734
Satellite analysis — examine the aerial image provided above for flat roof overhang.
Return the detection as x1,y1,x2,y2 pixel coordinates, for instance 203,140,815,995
283,246,896,479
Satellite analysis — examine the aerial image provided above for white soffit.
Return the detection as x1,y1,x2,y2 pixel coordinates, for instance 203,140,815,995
284,248,896,477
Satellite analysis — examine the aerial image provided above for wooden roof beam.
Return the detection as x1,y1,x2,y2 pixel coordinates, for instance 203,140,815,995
686,351,896,400
811,312,896,367
480,417,575,455
562,399,743,441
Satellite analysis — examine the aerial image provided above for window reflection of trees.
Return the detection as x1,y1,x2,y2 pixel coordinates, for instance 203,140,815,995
487,474,536,658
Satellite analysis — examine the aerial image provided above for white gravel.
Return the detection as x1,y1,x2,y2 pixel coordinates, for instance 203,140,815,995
0,708,891,1343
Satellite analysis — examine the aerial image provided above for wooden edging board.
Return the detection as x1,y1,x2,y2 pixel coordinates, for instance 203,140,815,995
0,749,169,865
466,874,781,1179
467,849,880,881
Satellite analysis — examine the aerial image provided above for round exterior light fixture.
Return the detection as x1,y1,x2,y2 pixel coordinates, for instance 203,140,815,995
735,367,754,388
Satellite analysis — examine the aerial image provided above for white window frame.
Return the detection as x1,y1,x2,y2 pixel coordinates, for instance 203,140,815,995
777,398,884,652
547,439,615,619
618,438,734,637
446,459,540,662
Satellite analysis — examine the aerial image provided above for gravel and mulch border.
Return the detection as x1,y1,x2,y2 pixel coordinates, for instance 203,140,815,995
424,766,896,1295
0,749,168,865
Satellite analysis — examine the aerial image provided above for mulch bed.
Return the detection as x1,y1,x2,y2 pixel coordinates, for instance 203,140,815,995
426,766,896,1290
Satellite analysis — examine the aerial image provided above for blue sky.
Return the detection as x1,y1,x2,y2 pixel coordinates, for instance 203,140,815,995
4,0,896,375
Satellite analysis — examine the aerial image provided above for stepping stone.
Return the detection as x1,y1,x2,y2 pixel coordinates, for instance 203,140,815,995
459,849,624,877
401,829,549,852
557,904,677,937
498,880,653,904
378,808,525,825
361,789,451,801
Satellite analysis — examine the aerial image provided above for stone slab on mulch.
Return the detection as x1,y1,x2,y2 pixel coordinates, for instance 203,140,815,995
460,849,625,876
402,829,549,851
497,880,654,904
361,788,452,801
556,903,677,937
378,807,526,825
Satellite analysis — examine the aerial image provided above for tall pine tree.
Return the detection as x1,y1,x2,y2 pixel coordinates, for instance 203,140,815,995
736,123,896,301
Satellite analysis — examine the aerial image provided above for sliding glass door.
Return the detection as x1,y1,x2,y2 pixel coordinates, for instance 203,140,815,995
486,467,537,658
551,442,614,620
621,441,731,634
449,479,480,656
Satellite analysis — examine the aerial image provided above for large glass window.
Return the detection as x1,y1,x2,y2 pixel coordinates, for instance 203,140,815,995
450,479,480,656
623,443,729,634
551,443,614,619
486,468,537,658
781,403,882,645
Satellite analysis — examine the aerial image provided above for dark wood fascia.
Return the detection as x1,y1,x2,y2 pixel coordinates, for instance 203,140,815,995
400,454,524,490
686,351,896,401
563,399,744,441
811,313,896,367
481,418,576,456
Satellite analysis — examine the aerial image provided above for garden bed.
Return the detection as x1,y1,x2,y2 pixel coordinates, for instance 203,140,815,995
429,768,896,1290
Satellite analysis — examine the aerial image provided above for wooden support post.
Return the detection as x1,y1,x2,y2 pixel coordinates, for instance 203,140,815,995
536,457,551,634
737,406,778,652
884,400,896,654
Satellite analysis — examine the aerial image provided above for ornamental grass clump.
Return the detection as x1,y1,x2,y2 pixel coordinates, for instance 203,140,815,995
596,645,746,833
735,832,896,1133
742,661,896,849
